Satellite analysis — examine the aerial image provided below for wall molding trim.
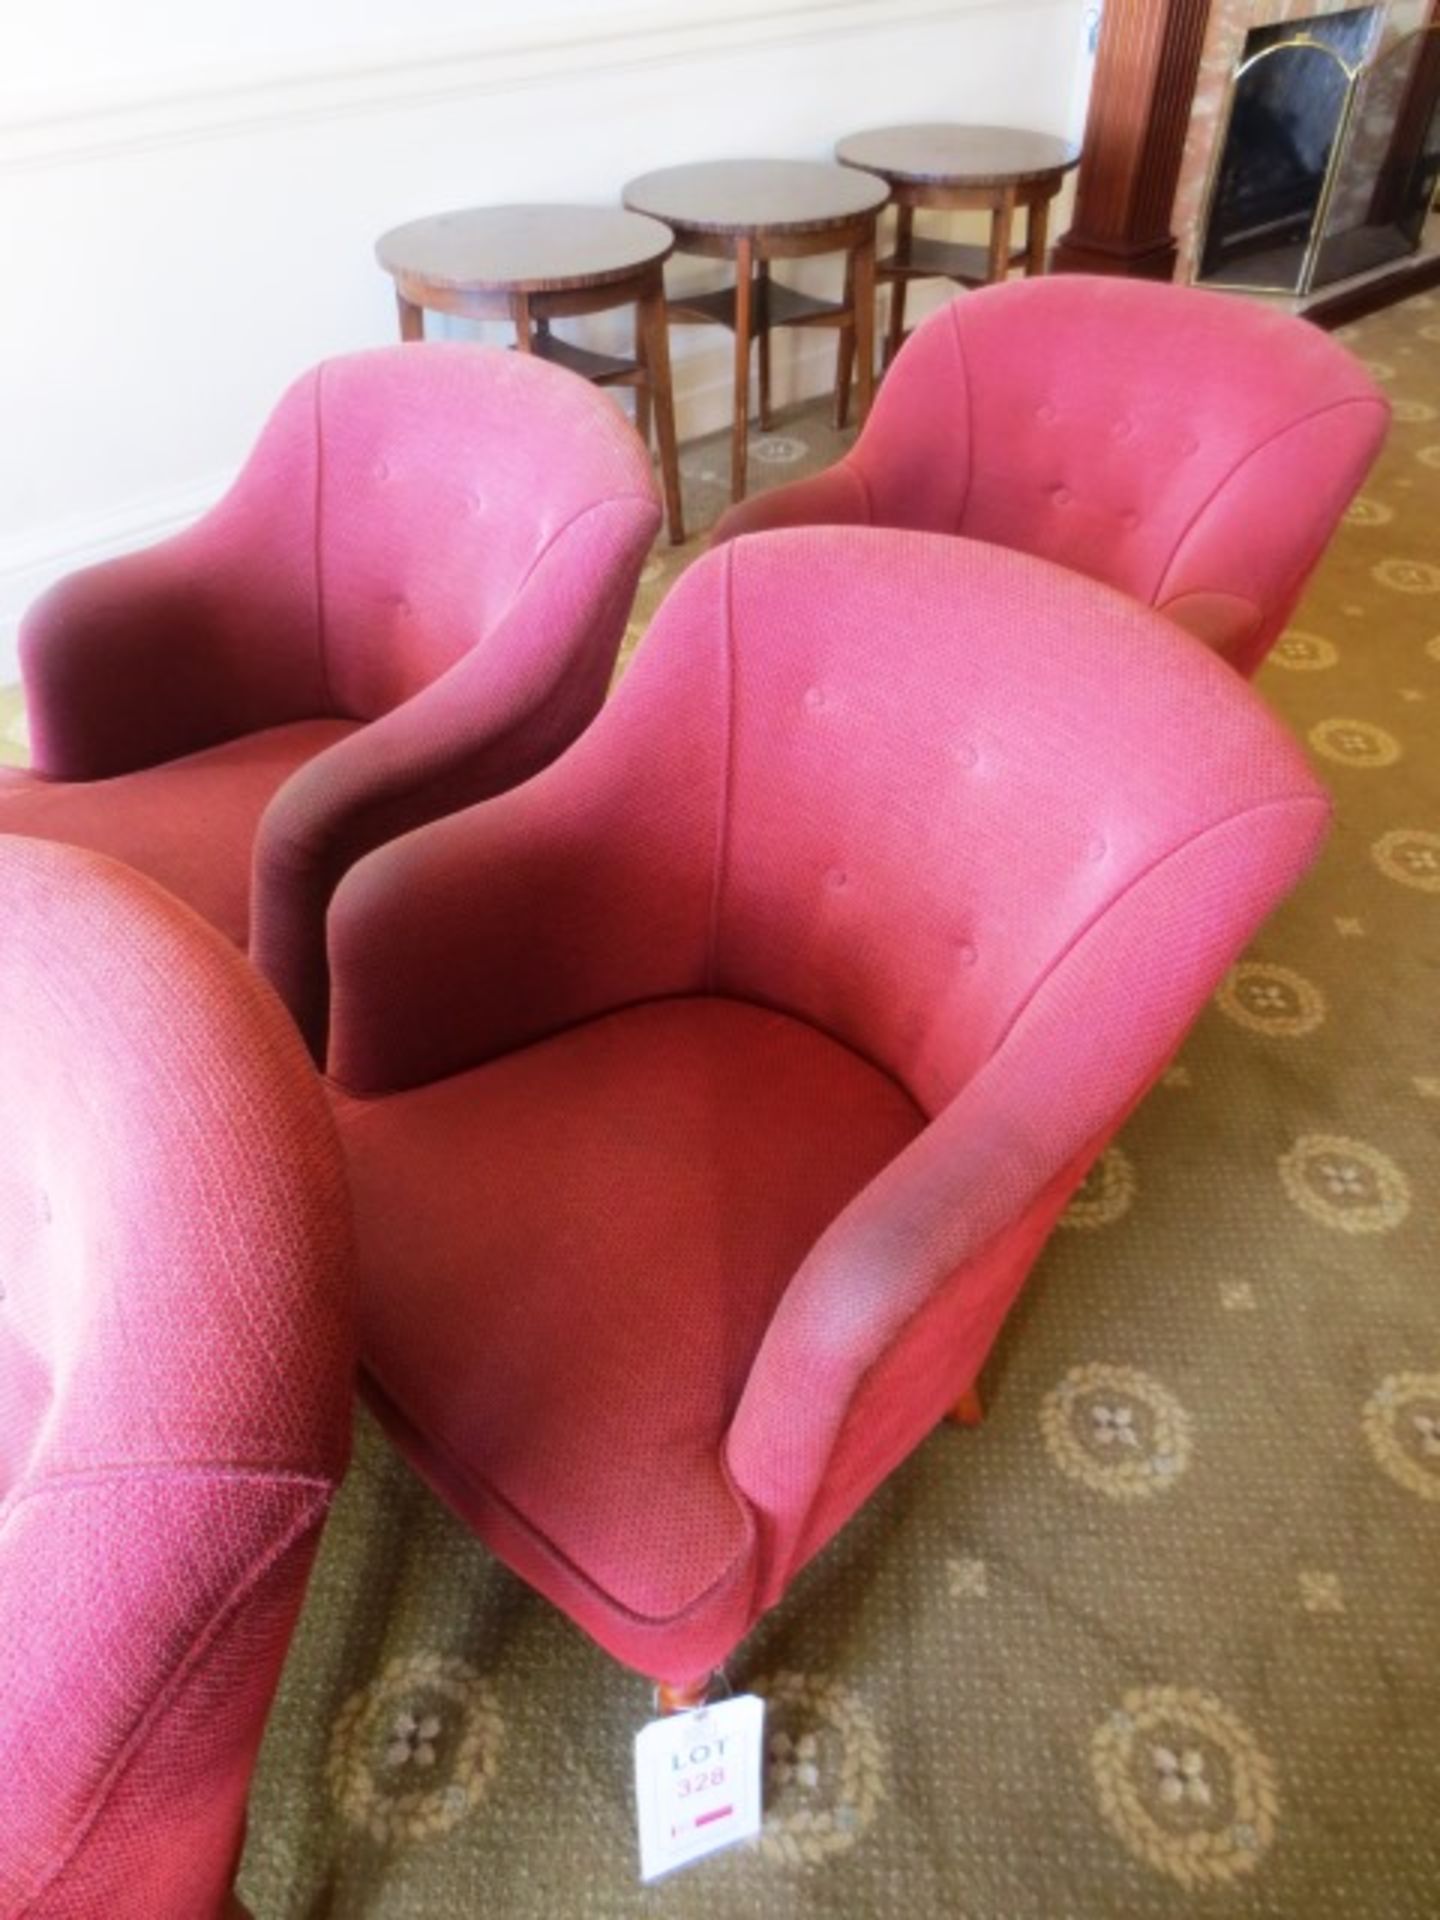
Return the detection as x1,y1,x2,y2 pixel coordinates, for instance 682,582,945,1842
0,0,1056,172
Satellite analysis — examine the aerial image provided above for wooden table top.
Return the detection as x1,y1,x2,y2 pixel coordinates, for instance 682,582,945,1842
835,124,1081,189
623,159,889,237
374,204,675,295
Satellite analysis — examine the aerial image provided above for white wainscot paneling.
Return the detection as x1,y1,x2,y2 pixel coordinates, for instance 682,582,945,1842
0,0,1091,676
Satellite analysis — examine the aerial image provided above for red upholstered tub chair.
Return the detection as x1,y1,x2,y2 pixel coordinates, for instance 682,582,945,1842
711,275,1389,679
0,839,355,1920
322,526,1329,1694
0,345,661,1056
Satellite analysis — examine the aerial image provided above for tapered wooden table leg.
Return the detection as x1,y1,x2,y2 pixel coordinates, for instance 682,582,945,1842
988,186,1018,284
396,292,425,343
633,306,653,447
852,231,877,428
834,249,856,430
1026,191,1052,277
730,235,754,502
756,259,773,433
638,277,685,545
886,204,913,368
511,291,534,352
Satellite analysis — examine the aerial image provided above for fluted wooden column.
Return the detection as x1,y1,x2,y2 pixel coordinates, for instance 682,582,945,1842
1052,0,1213,280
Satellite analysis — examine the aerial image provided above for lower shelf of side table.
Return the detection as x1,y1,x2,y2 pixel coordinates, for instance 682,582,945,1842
877,236,1026,287
528,330,642,385
667,282,849,334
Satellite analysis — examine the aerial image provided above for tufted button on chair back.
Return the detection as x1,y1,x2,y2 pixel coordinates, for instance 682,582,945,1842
216,344,656,721
0,839,355,1919
713,276,1389,678
686,528,1326,1112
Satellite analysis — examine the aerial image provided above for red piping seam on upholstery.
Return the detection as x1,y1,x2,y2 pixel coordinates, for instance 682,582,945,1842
312,364,336,716
1151,395,1390,606
18,1480,334,1912
946,299,976,524
705,543,738,995
494,489,660,613
0,1466,337,1532
984,791,1329,1069
359,1366,760,1634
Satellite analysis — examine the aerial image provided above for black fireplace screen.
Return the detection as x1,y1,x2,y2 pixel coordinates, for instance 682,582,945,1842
1197,17,1440,297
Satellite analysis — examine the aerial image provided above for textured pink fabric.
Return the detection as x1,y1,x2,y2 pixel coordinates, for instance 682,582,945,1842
0,838,355,1920
328,527,1328,1681
711,276,1389,677
8,344,660,1053
0,720,354,947
337,998,922,1666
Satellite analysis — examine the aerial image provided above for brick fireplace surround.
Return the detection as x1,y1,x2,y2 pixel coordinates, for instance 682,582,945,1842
1054,0,1440,312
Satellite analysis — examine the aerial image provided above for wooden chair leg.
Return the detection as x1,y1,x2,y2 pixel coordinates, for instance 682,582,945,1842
656,1675,712,1715
949,1386,985,1428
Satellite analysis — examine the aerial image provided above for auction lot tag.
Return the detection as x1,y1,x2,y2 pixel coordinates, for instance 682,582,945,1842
634,1694,765,1881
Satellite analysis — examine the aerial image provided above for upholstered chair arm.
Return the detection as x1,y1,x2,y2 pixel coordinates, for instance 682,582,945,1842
18,531,325,780
251,496,658,1057
708,462,873,547
0,1475,334,1920
727,789,1329,1600
1154,393,1389,676
18,372,329,779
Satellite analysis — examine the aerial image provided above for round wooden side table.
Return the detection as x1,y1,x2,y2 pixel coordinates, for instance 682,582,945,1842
835,125,1081,366
375,204,685,544
622,159,890,504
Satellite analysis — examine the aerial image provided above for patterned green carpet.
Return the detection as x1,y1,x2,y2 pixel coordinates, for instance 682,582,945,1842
4,295,1437,1918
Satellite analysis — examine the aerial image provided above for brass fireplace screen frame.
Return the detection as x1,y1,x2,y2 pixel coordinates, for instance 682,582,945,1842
1196,23,1440,297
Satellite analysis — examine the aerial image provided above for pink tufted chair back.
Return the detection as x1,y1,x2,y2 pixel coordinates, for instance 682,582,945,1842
695,527,1325,1111
181,341,657,723
341,527,1326,1122
800,277,1388,677
0,839,355,1919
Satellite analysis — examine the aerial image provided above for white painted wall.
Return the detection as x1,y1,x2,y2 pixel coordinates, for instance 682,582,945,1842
0,0,1092,675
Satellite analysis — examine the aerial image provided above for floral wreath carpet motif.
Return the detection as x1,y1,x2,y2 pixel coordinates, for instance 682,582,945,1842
4,293,1435,1918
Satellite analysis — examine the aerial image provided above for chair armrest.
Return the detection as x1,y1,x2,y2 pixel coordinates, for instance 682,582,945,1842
726,790,1329,1597
251,496,657,1057
1155,394,1389,677
324,567,734,1093
708,462,872,548
19,527,326,780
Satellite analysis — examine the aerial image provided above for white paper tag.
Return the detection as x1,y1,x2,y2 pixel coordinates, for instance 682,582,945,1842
634,1693,766,1881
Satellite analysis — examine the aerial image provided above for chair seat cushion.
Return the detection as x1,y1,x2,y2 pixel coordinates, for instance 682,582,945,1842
0,719,359,946
336,996,925,1638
